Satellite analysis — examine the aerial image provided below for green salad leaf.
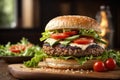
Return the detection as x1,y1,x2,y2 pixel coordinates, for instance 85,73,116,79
40,30,53,41
0,38,39,57
20,37,30,45
24,49,48,67
0,42,16,56
22,46,40,56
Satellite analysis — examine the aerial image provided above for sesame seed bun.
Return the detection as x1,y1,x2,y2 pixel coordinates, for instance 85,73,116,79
45,15,100,33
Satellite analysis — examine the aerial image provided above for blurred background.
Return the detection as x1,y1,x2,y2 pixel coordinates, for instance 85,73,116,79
0,0,119,49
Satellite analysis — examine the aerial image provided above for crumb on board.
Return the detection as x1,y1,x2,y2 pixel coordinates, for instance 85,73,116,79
18,65,93,74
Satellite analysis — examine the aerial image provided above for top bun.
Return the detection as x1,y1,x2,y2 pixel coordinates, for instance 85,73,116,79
45,15,100,33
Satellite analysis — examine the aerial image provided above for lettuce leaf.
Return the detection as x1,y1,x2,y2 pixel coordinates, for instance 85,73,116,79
79,29,107,44
40,30,53,41
24,49,48,67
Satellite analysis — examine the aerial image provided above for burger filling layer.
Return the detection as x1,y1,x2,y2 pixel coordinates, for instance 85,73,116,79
40,29,106,47
40,29,106,63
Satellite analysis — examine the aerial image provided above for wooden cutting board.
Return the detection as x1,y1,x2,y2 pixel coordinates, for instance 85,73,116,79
8,64,120,80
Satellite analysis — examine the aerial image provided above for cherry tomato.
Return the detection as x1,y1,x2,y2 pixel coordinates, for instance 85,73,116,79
73,37,94,44
10,45,25,53
105,58,116,70
51,33,69,39
63,31,77,36
93,61,105,72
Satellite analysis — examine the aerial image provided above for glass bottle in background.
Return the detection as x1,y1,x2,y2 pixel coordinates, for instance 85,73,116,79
0,0,17,28
96,5,114,49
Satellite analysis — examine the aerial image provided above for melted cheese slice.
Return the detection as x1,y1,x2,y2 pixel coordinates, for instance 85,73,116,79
69,43,96,50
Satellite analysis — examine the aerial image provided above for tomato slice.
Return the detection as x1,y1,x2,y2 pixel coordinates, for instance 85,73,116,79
73,37,94,44
10,45,25,53
63,31,77,36
51,33,69,39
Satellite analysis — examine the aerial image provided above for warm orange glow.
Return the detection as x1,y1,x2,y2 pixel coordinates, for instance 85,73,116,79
99,11,109,48
100,11,108,37
98,6,114,48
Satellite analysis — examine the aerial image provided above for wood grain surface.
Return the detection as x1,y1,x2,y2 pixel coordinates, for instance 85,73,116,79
8,64,120,80
0,60,18,80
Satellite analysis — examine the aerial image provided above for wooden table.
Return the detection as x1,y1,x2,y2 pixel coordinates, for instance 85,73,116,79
0,60,18,80
0,60,120,80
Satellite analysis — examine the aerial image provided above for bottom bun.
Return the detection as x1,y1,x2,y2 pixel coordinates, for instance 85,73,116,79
38,58,99,70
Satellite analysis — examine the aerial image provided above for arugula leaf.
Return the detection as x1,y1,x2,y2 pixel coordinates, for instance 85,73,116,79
79,29,99,38
102,50,120,67
40,30,53,41
94,50,120,67
79,29,107,44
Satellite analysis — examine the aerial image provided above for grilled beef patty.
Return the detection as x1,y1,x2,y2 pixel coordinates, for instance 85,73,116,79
42,43,105,57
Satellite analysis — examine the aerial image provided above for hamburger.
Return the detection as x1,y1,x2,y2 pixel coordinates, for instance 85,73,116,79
38,15,107,70
25,15,107,70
